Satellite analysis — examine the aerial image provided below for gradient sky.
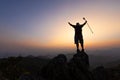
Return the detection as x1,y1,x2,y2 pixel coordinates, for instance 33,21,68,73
0,0,120,57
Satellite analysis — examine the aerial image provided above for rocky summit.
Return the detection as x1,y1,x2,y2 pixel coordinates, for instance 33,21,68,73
0,51,119,80
41,51,107,80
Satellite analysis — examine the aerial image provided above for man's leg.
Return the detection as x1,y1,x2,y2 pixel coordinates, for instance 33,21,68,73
76,43,79,50
81,42,84,51
80,39,84,51
76,43,80,53
75,36,79,50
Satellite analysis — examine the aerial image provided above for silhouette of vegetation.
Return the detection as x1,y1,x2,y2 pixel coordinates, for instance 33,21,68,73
0,56,49,80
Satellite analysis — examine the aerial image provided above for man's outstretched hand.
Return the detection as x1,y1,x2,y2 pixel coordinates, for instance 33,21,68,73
83,17,87,22
83,17,86,20
68,22,71,25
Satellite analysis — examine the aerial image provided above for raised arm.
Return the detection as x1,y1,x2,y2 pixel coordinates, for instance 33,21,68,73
68,22,75,28
81,20,87,26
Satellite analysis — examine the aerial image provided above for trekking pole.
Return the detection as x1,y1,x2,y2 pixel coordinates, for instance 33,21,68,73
83,17,93,34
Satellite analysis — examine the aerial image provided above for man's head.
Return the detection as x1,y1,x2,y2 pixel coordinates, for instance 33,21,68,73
76,22,80,25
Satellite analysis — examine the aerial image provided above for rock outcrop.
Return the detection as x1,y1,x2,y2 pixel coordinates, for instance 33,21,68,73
41,51,95,80
0,51,117,80
41,54,70,80
68,51,92,80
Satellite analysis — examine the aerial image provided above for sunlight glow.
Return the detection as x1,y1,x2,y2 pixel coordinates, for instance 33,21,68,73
0,0,120,52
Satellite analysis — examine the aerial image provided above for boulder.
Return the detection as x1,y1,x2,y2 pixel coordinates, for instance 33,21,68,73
68,51,92,80
41,54,70,80
41,51,93,80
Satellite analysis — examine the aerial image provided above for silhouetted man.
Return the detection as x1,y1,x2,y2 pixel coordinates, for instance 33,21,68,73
68,19,87,52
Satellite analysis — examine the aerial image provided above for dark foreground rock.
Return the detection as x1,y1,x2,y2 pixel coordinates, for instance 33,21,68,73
41,51,95,80
68,51,93,80
92,66,108,80
41,54,70,80
1,51,118,80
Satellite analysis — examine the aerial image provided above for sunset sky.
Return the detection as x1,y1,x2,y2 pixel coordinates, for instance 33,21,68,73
0,0,120,57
